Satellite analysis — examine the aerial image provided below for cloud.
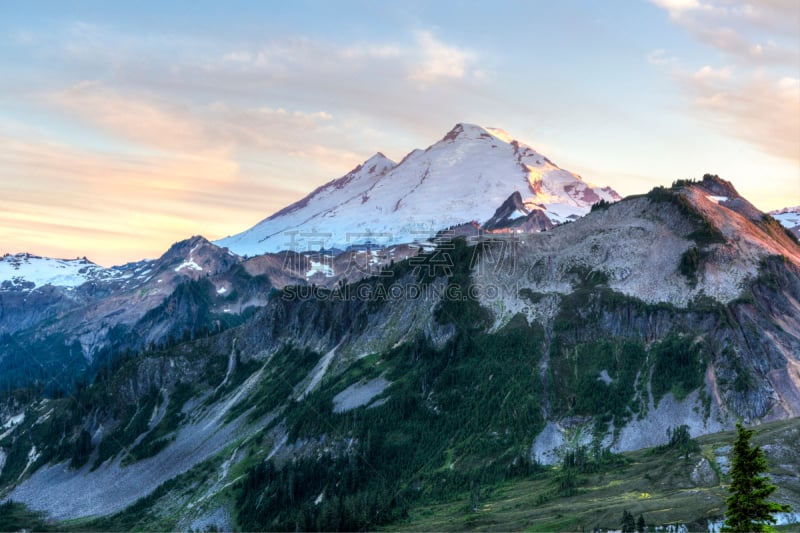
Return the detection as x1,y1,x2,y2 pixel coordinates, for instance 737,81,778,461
647,49,678,65
14,22,491,142
650,0,799,65
52,81,214,153
408,30,476,85
45,80,365,173
339,44,402,60
219,30,478,88
691,65,732,82
680,68,800,162
208,32,491,142
650,0,705,19
650,0,800,164
0,124,304,265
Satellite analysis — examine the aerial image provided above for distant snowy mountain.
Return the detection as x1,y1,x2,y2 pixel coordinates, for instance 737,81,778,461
0,253,127,291
216,123,621,256
0,237,242,293
0,236,266,389
771,206,800,239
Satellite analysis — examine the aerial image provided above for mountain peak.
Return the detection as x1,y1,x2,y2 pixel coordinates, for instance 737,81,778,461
359,152,395,175
440,123,521,146
216,124,621,256
442,122,496,142
696,173,740,198
366,151,390,162
163,235,213,257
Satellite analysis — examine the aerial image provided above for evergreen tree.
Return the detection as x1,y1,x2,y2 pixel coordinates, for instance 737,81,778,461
723,423,790,532
636,513,646,532
621,509,636,533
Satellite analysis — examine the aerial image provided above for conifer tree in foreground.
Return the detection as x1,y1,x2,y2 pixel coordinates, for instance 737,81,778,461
722,423,790,532
636,513,646,532
621,509,636,533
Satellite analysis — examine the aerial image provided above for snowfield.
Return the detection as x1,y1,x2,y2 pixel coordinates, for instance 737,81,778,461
0,254,116,291
772,206,800,237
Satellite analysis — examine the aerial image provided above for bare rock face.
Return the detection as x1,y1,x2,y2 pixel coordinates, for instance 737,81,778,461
483,191,525,228
475,180,800,458
483,191,555,233
691,457,719,487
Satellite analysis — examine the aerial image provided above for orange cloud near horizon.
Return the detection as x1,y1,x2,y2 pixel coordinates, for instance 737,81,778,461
0,131,324,266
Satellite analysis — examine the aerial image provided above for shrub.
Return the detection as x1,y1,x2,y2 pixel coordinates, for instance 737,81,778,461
680,246,701,281
591,199,612,212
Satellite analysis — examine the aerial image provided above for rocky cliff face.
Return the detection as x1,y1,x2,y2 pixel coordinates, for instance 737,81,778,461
483,191,555,232
473,176,800,457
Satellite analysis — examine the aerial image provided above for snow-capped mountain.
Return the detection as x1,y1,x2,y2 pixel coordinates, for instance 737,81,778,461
771,206,800,239
0,237,240,294
216,123,621,256
0,253,130,292
0,236,273,391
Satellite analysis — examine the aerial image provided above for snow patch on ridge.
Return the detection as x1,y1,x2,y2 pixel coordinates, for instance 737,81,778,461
0,253,158,292
306,260,334,278
0,413,25,441
174,259,203,273
2,413,24,429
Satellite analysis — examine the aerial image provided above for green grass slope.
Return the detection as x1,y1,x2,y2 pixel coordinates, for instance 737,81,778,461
388,419,800,532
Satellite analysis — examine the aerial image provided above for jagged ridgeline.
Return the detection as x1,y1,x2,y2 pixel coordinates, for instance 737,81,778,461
1,175,799,530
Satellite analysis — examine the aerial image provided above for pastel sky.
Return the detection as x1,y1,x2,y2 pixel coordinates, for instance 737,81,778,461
1,0,798,266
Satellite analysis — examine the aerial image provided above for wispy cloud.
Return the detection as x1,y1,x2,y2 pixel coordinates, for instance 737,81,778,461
680,68,799,161
647,49,678,66
49,81,348,159
219,29,479,88
0,122,302,265
22,23,491,140
408,30,477,85
52,81,214,152
650,0,800,164
650,0,799,65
